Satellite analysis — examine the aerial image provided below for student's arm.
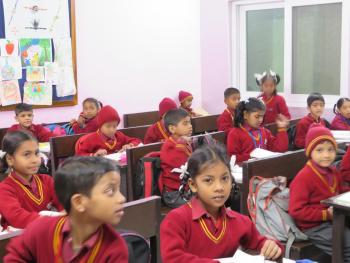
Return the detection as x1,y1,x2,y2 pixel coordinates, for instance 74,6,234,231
217,114,233,135
277,96,291,119
117,131,142,147
74,135,96,156
266,128,288,153
341,147,350,184
4,231,36,262
35,125,56,142
227,130,250,162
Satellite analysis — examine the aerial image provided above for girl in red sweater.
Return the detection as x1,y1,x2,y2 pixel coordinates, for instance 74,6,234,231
227,98,289,163
255,70,291,124
331,97,350,131
161,144,282,263
0,131,63,229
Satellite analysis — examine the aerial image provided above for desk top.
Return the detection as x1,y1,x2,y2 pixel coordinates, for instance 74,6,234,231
323,192,350,212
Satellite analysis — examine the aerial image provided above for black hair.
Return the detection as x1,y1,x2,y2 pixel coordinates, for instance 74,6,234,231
83,98,103,109
163,108,190,133
333,97,350,114
179,144,232,200
54,156,119,213
224,87,240,99
307,92,325,107
0,131,38,174
234,98,266,127
15,103,33,115
255,71,280,96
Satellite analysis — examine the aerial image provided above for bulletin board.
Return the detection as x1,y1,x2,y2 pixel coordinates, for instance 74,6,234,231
0,0,77,111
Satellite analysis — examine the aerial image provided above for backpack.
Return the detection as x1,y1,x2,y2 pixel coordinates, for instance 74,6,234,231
247,176,308,258
287,124,297,151
134,152,161,199
119,230,151,263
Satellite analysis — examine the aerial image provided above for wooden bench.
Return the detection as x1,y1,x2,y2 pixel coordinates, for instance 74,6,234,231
264,118,301,136
119,125,150,141
191,114,220,134
123,111,159,128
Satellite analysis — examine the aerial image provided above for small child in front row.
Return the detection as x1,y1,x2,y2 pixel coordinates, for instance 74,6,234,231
331,97,350,131
161,144,283,262
227,98,289,163
7,103,56,142
179,90,200,117
75,105,142,156
289,125,350,261
70,97,102,134
0,131,63,229
5,156,128,262
295,92,328,149
144,97,178,144
160,108,193,208
255,70,291,125
217,87,240,135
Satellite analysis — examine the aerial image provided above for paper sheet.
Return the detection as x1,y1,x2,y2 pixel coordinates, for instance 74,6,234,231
0,39,19,56
26,66,45,82
23,81,52,105
231,165,242,184
39,142,50,153
44,62,59,84
19,38,52,67
0,56,22,80
104,152,126,162
55,66,76,97
333,191,350,206
250,148,282,159
53,37,72,67
217,250,265,263
0,80,21,106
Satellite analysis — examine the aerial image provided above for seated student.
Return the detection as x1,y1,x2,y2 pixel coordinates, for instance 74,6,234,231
289,125,350,261
341,145,350,184
7,103,56,142
160,108,193,208
179,90,199,117
70,97,102,134
144,97,178,144
75,105,142,156
217,87,240,135
161,145,283,262
227,98,289,163
255,70,291,124
0,131,63,229
295,93,327,149
331,97,350,130
4,156,129,262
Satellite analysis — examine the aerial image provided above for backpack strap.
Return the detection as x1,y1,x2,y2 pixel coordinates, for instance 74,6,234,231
285,230,296,258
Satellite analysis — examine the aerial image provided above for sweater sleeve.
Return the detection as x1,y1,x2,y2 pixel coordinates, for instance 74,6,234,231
277,96,291,119
266,128,288,153
144,125,158,144
75,135,95,156
35,125,56,143
341,147,350,183
117,131,142,146
227,130,250,162
217,113,233,135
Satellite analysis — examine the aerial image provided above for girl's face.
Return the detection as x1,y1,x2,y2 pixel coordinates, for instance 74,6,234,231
244,110,265,129
261,79,276,97
310,141,336,168
6,140,41,178
182,98,193,108
189,161,232,217
83,101,99,119
339,100,350,119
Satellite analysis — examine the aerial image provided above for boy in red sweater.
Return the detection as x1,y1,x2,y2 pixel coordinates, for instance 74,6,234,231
217,87,240,135
5,156,128,262
7,103,56,142
144,97,178,144
289,125,350,259
75,105,142,156
295,93,328,148
160,108,193,208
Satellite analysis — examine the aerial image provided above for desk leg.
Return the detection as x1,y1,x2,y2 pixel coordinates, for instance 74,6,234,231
333,208,345,263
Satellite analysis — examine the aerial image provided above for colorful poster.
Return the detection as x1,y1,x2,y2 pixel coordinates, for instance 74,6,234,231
23,82,52,105
26,66,45,82
53,38,72,67
0,56,22,80
0,80,21,106
56,66,76,97
0,39,19,56
44,62,59,84
3,0,70,39
19,38,52,67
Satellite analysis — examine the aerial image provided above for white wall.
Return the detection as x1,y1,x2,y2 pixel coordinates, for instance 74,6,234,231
1,0,201,128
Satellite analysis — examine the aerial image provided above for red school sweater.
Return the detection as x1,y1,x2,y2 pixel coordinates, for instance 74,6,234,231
160,137,192,191
7,124,55,143
75,130,142,156
160,197,282,263
71,114,99,134
341,146,350,183
289,161,346,231
259,94,291,125
0,173,63,229
330,114,350,131
217,108,234,135
4,216,128,263
226,126,288,162
144,120,170,144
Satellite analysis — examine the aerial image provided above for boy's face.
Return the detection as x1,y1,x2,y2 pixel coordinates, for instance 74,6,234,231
225,94,240,110
181,98,193,108
308,100,325,118
83,101,99,119
244,110,265,129
15,111,34,128
310,141,336,168
169,116,192,137
100,121,118,138
261,79,276,97
83,171,126,226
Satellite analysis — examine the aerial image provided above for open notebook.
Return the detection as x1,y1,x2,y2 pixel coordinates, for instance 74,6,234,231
216,250,295,263
250,148,282,159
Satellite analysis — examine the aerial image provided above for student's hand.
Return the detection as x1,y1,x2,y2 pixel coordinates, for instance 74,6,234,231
121,144,133,151
276,114,289,129
77,115,86,126
70,118,77,125
260,240,282,260
327,206,333,220
94,149,108,156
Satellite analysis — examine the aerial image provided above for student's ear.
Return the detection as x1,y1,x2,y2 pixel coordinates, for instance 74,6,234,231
243,110,249,120
14,115,19,122
188,178,198,194
168,124,176,135
5,154,14,168
71,194,88,213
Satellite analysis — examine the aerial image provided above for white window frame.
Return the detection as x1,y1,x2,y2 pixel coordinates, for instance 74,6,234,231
229,0,350,108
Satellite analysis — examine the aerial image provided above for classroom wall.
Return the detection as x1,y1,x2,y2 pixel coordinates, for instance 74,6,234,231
0,0,201,128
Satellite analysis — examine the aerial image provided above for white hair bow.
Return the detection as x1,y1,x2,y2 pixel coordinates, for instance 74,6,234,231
171,162,188,179
254,71,267,85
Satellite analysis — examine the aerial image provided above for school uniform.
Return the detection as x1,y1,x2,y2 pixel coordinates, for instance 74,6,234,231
294,114,327,149
160,197,282,263
259,94,291,124
341,146,350,183
71,113,99,134
217,108,234,135
179,90,196,117
330,114,350,131
226,125,288,163
0,172,63,229
4,216,129,263
7,124,55,142
144,120,170,144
